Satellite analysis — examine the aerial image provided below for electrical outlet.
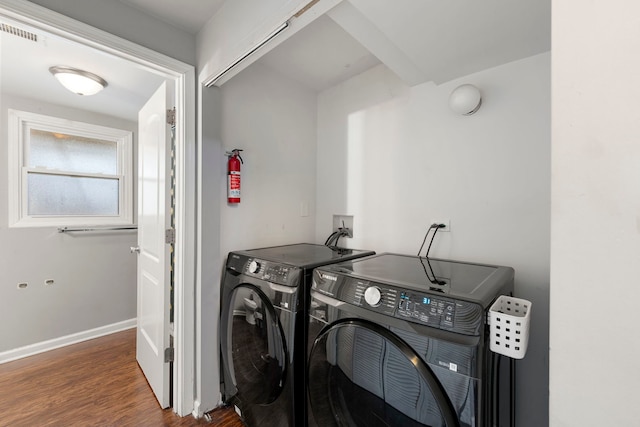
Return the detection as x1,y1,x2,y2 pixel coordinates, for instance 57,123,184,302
431,219,451,232
333,215,354,238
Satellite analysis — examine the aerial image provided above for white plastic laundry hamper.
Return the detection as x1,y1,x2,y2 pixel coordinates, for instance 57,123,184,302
488,295,532,359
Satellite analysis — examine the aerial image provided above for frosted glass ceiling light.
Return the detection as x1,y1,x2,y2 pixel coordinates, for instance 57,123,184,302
449,84,482,115
49,66,107,96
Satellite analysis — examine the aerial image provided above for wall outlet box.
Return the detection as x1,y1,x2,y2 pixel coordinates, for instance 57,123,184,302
333,214,354,237
431,219,450,232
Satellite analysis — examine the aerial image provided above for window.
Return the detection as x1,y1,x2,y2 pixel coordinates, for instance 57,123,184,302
8,109,133,227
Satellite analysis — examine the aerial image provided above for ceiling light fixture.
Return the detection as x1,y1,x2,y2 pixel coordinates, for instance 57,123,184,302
449,84,482,115
49,66,108,96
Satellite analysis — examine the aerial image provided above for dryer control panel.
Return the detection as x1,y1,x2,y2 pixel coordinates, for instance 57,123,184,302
227,254,301,287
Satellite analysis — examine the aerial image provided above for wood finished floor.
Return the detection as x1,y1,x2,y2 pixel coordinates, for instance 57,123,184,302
0,329,245,427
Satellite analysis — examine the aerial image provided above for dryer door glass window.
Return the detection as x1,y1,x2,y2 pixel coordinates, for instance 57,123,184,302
226,285,287,405
308,320,460,427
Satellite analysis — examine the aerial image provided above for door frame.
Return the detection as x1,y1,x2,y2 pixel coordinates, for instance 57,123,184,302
0,0,196,416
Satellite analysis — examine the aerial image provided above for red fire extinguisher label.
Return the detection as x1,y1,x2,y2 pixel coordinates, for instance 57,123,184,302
228,171,241,198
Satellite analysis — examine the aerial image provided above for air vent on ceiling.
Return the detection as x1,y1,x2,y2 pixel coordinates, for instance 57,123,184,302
1,22,38,42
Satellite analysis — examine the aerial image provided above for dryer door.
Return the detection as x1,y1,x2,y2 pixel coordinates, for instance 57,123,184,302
308,318,460,427
221,283,288,405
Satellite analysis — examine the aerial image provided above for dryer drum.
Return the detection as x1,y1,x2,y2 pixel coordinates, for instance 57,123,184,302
227,286,287,404
221,283,289,410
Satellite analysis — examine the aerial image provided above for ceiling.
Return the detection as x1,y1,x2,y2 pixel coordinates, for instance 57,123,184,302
0,15,166,121
346,0,551,84
117,0,550,89
118,0,225,35
258,14,382,92
0,0,550,120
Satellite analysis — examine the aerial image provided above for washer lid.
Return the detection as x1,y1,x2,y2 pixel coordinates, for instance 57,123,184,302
324,253,514,307
234,243,375,269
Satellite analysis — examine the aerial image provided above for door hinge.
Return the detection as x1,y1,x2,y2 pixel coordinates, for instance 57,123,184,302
165,228,175,244
164,347,174,363
166,108,176,126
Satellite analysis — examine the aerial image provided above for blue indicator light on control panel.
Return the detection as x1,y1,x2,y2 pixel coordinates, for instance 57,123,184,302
423,297,431,305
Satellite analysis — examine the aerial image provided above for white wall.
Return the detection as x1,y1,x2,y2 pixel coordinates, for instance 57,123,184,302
218,62,319,254
26,0,196,65
0,94,137,355
550,2,640,426
196,84,224,414
315,53,551,427
194,61,319,412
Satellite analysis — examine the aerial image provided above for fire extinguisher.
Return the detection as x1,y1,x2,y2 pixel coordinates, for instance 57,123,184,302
227,149,243,204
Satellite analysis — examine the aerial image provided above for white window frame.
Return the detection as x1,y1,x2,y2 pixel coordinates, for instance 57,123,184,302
8,109,134,228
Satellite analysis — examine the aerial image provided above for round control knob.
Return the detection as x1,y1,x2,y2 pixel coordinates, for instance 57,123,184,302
364,286,382,307
248,260,261,274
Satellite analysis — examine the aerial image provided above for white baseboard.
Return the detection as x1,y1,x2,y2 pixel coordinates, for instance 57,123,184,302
193,395,225,419
0,318,137,364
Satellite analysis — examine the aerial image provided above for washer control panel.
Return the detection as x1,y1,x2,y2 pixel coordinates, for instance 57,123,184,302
354,282,397,314
364,286,383,306
312,271,484,335
397,292,455,329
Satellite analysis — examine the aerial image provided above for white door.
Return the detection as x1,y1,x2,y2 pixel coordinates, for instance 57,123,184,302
136,81,173,408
